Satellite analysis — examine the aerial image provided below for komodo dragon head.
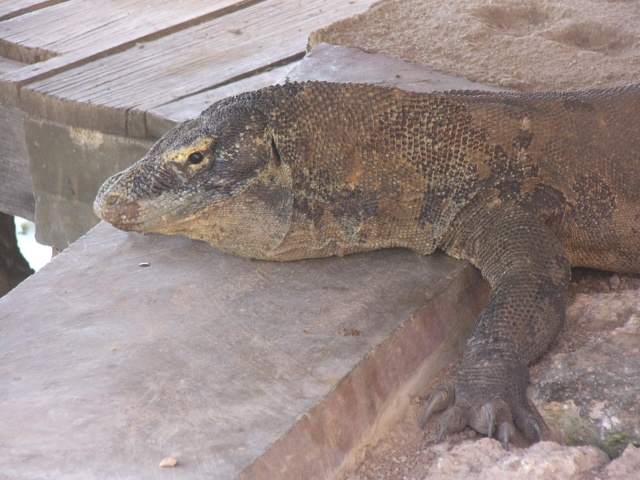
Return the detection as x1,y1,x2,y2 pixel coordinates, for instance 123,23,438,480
94,90,294,259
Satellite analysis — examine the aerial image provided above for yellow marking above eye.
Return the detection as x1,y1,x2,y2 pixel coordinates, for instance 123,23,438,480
166,138,214,167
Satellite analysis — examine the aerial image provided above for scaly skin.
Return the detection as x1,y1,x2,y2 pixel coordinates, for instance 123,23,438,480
94,81,640,448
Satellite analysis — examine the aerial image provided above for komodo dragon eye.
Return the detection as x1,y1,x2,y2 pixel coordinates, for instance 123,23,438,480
187,151,205,165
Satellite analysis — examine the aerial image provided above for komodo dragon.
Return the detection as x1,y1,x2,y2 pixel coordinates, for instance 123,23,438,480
94,81,640,449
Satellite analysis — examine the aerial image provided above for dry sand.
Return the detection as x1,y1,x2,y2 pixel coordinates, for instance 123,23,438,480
312,0,640,92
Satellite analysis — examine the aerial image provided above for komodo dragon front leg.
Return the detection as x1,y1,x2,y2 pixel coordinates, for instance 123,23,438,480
422,194,571,448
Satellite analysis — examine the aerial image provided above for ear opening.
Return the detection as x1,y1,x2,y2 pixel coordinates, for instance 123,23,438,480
270,136,282,166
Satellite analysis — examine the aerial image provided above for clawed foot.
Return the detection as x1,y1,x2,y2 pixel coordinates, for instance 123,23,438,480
420,359,543,450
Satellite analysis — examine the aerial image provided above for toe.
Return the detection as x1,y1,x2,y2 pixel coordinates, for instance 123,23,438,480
469,399,512,439
512,401,544,442
420,383,455,429
436,404,469,442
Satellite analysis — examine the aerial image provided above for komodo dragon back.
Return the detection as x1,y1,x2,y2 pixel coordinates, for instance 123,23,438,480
95,81,640,448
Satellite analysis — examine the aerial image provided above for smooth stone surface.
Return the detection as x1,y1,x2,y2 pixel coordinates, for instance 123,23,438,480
0,222,487,479
287,43,507,94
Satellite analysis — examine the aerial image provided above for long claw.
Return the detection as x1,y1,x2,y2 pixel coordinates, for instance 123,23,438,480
436,407,456,443
420,386,454,429
419,394,441,429
481,402,495,439
499,422,510,450
533,422,543,442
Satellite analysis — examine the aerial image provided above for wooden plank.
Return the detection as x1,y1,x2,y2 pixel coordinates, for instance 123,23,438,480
146,62,297,138
1,0,248,57
18,0,378,137
0,105,34,219
0,56,25,75
0,221,486,479
0,0,62,22
0,0,259,104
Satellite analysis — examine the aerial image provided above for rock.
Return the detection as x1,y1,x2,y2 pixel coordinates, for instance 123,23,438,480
532,289,640,458
425,439,608,480
609,274,621,290
603,444,640,479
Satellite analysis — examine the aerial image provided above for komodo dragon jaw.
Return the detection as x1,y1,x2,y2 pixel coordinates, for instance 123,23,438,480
94,81,640,449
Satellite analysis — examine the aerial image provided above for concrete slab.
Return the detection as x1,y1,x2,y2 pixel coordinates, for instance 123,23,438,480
0,223,488,479
287,43,507,94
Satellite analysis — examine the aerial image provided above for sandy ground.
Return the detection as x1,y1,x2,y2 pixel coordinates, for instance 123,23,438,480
312,0,640,478
312,0,640,92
